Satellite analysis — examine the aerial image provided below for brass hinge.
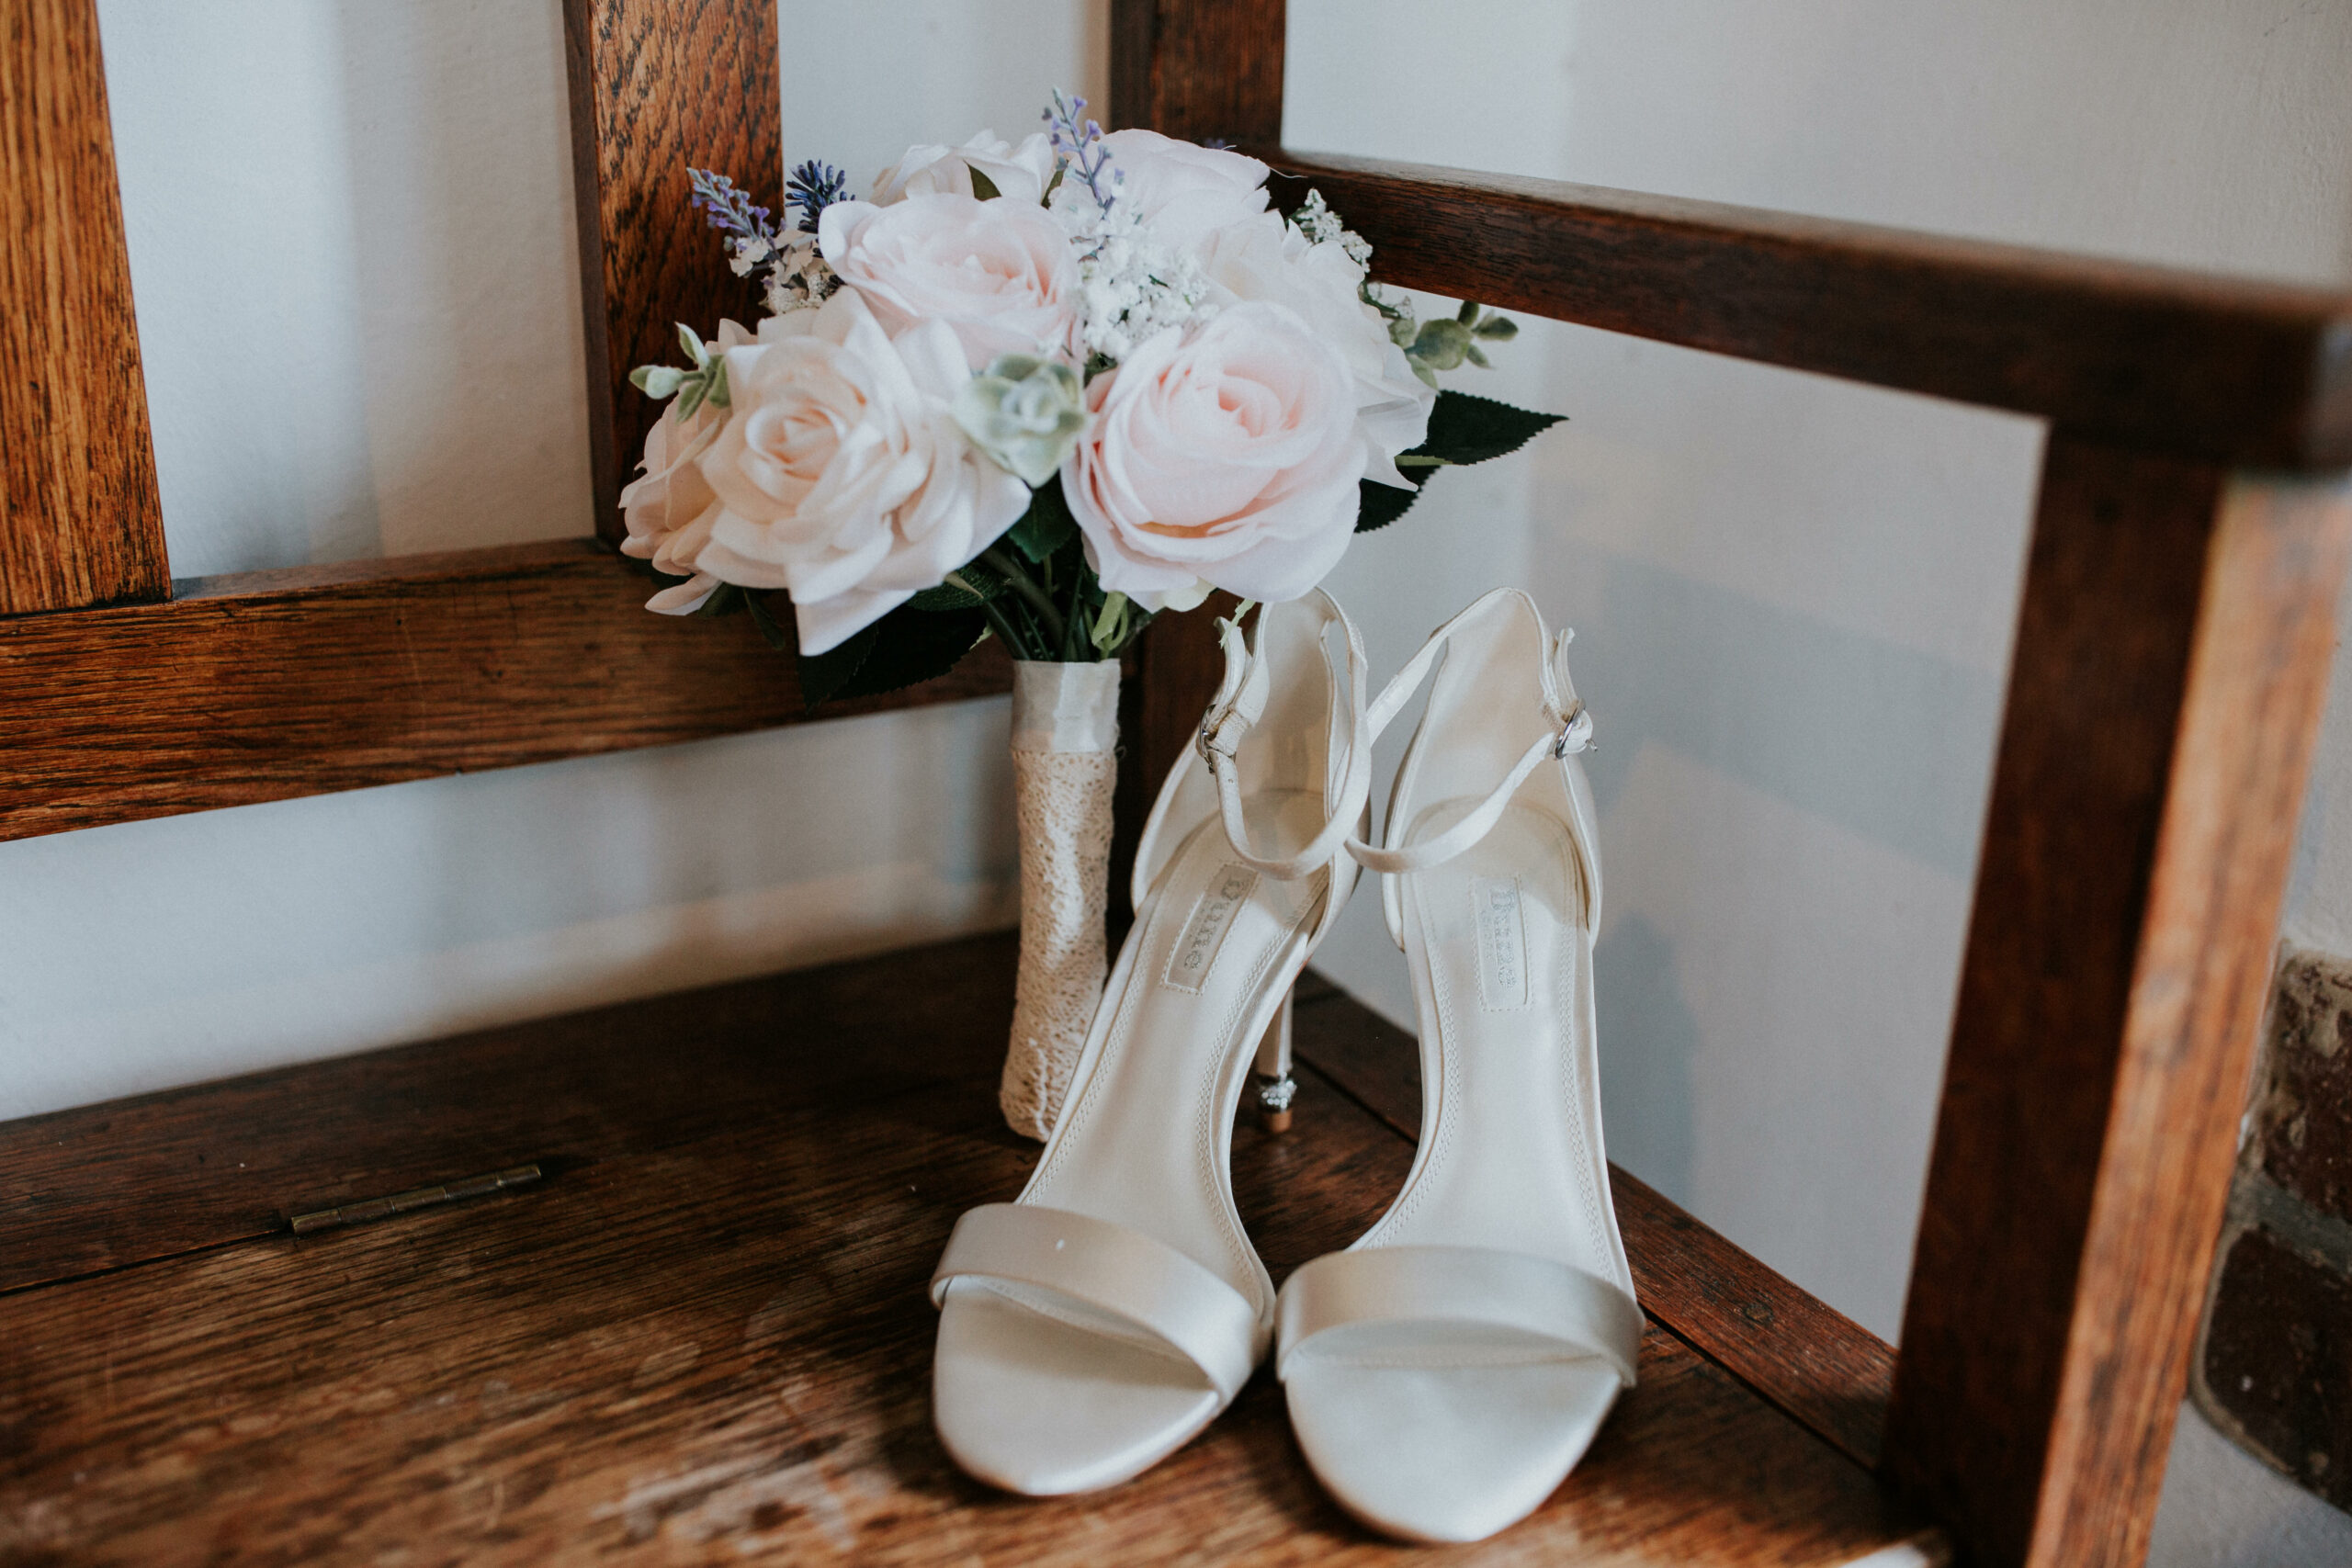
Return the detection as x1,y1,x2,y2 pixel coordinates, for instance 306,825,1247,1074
288,1163,542,1235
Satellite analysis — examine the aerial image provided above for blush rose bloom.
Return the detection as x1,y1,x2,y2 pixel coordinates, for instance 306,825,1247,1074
1196,211,1433,489
1062,301,1360,609
617,397,728,614
1091,130,1271,254
617,321,765,614
672,290,1029,654
873,130,1056,206
819,192,1079,371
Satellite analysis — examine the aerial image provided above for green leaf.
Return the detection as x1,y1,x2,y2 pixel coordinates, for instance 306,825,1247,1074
1472,314,1519,340
1004,475,1080,561
676,322,708,367
795,619,885,708
908,561,1009,611
967,166,1002,201
692,581,746,617
1457,299,1481,325
744,591,793,652
1413,389,1565,467
1356,475,1425,533
803,603,988,706
1089,591,1128,654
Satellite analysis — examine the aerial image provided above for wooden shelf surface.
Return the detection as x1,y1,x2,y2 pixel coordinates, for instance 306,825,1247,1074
0,935,1944,1565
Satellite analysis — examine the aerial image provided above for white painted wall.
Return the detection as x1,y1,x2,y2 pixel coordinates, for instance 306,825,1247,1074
3,1,2346,1558
0,0,1111,1116
1286,3,2352,1559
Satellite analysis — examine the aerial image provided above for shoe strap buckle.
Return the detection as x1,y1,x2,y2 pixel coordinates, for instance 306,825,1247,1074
1198,704,1248,768
1550,698,1595,759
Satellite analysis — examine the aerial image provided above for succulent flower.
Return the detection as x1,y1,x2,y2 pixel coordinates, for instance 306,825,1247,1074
954,354,1089,486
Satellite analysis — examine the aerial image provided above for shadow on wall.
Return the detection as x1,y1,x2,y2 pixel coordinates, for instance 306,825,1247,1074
97,0,595,577
1564,550,2006,883
1595,913,1700,1201
332,0,594,559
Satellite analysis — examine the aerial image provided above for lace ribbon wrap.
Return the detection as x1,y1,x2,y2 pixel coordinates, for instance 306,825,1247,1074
1001,660,1121,1140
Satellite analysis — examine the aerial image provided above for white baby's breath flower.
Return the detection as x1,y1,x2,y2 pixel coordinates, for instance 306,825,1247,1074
1293,189,1372,268
759,232,838,316
1051,184,1216,364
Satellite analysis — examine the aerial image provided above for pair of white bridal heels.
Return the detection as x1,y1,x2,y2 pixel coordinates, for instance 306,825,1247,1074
928,587,1638,1544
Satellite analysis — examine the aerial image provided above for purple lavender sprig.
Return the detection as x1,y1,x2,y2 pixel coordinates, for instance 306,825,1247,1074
786,160,849,232
1042,90,1119,213
687,167,779,248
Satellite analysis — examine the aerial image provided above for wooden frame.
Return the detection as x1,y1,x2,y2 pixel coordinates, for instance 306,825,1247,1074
5,3,2350,1564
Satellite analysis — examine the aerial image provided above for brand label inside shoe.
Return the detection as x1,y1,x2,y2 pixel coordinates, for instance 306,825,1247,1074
1164,864,1259,993
1473,876,1530,1010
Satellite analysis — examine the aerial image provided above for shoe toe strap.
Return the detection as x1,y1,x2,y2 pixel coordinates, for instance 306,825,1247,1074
1275,1246,1641,1388
931,1203,1265,1402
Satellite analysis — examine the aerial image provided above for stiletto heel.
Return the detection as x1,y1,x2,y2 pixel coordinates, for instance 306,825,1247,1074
1252,992,1295,1134
928,592,1373,1495
1274,589,1635,1543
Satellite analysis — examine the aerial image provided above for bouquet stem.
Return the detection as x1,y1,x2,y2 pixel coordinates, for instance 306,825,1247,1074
1001,659,1122,1139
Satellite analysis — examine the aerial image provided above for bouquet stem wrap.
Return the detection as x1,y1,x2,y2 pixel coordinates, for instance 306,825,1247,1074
1001,660,1122,1140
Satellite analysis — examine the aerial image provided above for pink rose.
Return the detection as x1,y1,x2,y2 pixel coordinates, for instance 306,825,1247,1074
1062,301,1361,608
684,290,1030,654
873,130,1056,206
616,399,726,614
818,192,1079,371
1093,130,1271,254
1197,212,1433,488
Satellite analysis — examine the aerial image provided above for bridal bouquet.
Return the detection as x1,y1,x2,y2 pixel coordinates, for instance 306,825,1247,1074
621,94,1562,1136
620,91,1557,702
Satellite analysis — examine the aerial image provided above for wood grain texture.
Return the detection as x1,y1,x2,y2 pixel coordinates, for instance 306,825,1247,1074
0,0,166,614
1883,439,2352,1567
1288,982,1898,1472
1110,0,1286,143
564,0,781,539
0,539,1011,842
0,935,1021,1296
0,942,1940,1565
1260,150,2352,472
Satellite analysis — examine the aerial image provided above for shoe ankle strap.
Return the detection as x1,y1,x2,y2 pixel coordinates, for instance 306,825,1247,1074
1196,594,1376,884
1345,589,1595,878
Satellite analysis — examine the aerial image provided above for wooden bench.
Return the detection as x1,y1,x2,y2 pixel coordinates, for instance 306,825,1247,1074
4,3,2348,1563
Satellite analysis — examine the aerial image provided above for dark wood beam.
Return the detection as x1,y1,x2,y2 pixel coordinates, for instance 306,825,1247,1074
0,0,167,613
1262,149,2352,473
0,539,1010,842
562,0,782,541
1883,436,2352,1566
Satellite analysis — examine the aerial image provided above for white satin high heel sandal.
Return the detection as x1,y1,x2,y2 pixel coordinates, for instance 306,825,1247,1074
1274,588,1640,1543
927,592,1373,1495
